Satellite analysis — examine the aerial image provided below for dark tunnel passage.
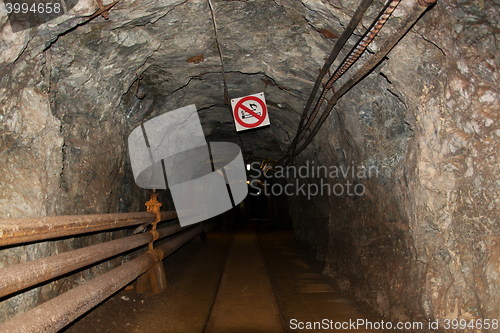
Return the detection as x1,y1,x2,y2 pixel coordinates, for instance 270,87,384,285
57,198,387,333
1,0,500,331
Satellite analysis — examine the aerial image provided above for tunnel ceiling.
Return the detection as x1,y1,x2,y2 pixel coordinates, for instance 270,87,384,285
2,0,419,218
0,0,438,214
0,0,423,177
4,0,421,166
29,0,366,163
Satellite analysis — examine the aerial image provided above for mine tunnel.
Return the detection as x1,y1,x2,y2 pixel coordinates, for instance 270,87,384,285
1,0,499,332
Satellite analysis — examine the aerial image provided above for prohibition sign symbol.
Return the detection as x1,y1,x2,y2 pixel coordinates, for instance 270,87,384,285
233,96,267,128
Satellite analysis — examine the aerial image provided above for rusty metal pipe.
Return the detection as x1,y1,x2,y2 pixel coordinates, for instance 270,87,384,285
292,0,436,158
0,210,177,247
0,223,204,333
284,0,400,166
295,0,401,144
153,223,204,261
160,211,176,221
297,0,373,128
284,0,373,164
0,223,185,299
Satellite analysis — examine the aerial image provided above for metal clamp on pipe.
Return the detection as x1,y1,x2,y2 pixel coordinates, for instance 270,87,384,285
145,191,162,227
133,191,163,235
148,229,160,251
327,97,337,107
147,248,163,262
145,191,162,251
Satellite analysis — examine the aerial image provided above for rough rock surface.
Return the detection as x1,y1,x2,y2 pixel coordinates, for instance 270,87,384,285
288,0,500,327
0,0,499,329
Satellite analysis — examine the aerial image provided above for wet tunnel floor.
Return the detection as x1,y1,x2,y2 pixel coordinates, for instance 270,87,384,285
62,222,385,333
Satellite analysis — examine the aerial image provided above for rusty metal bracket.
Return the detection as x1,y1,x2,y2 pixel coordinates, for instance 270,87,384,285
327,97,338,107
88,0,119,20
318,28,340,39
146,191,162,229
148,230,160,251
147,248,163,262
145,190,162,250
150,230,160,241
187,54,204,64
135,73,146,99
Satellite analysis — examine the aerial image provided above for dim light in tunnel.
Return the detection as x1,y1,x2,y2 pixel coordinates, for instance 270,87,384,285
128,105,248,226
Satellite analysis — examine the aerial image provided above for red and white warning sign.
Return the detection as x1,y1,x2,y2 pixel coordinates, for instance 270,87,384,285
231,92,270,132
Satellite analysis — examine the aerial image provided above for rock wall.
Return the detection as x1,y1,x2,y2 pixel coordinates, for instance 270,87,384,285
289,0,500,328
0,1,154,322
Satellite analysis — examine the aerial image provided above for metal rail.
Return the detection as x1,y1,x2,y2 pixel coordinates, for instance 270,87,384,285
0,224,204,333
0,210,177,247
0,191,205,332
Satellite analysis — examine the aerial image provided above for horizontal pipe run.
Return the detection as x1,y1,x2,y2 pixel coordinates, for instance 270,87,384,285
0,210,178,247
0,223,204,333
154,224,204,261
0,223,185,299
160,210,177,221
